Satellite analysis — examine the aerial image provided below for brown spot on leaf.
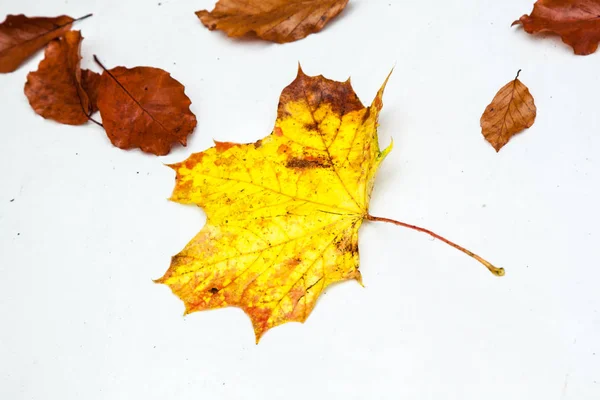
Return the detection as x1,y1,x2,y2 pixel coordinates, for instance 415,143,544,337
210,287,219,294
335,237,358,254
215,141,240,153
274,127,283,137
285,258,302,267
304,122,319,131
277,144,291,154
286,156,331,169
176,152,204,170
253,139,263,148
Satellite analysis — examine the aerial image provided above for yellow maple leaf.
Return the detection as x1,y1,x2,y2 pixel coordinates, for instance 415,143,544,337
156,67,503,342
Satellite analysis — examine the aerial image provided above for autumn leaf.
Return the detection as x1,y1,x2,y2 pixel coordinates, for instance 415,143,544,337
24,31,92,125
480,70,537,152
93,56,197,156
0,14,91,73
196,0,349,43
157,68,504,342
513,0,600,55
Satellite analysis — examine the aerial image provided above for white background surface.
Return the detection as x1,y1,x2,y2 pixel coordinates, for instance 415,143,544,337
1,0,599,399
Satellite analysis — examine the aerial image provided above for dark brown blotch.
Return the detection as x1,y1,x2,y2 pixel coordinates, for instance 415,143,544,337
286,156,331,169
335,237,358,254
304,122,319,131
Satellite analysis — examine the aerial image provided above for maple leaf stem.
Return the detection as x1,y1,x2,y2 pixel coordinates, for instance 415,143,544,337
74,14,94,23
366,214,505,277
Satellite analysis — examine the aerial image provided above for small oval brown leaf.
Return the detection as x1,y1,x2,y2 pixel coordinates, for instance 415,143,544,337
24,30,91,125
0,14,75,73
196,0,349,44
480,71,537,152
95,60,197,156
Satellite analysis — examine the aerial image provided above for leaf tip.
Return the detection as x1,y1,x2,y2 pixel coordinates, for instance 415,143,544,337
253,327,266,344
374,68,394,103
382,137,394,157
356,275,364,288
152,276,164,284
183,302,197,316
296,62,306,78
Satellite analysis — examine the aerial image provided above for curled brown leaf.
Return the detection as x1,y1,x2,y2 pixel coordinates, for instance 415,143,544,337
24,30,92,125
0,14,91,73
196,0,349,43
513,0,600,55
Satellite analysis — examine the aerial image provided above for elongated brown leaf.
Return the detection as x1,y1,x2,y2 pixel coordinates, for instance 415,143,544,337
0,14,80,73
196,0,349,43
24,31,91,125
94,57,197,155
480,71,537,152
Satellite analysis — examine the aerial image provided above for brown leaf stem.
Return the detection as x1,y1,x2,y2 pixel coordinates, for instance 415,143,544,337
92,54,107,72
74,14,93,23
366,214,505,277
87,115,103,127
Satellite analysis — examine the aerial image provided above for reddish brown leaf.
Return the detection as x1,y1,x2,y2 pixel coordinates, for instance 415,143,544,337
196,0,349,43
513,0,600,55
0,14,78,73
480,71,537,152
82,69,101,114
24,30,91,125
94,57,197,155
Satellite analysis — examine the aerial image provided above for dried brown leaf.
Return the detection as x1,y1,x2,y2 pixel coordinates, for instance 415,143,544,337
24,30,91,125
196,0,349,43
480,71,537,152
513,0,600,55
94,58,197,155
0,14,78,73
